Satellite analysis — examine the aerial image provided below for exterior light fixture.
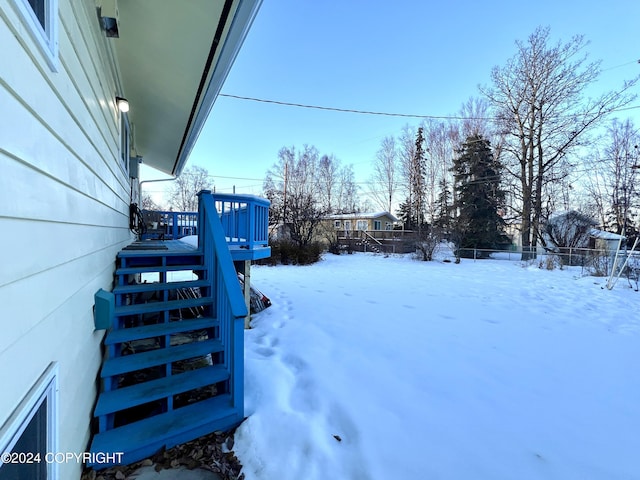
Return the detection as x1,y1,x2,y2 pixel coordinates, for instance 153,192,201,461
98,0,120,37
116,96,129,113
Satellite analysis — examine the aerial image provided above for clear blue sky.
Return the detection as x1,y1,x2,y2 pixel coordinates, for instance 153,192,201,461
142,0,640,203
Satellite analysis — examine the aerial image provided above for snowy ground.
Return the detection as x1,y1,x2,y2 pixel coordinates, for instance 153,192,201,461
233,251,640,480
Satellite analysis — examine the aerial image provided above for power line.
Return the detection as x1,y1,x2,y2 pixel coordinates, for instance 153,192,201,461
219,93,640,120
601,59,640,72
219,94,483,120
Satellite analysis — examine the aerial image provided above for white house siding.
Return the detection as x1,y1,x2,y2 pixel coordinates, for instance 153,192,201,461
0,1,134,478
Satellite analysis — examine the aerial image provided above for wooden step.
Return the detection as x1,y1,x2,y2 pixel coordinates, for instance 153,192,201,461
94,365,229,417
118,249,200,258
89,394,240,468
114,297,213,316
105,317,219,345
101,339,224,378
113,279,208,295
115,264,205,275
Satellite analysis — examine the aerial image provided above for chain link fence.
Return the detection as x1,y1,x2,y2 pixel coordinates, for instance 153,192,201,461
455,247,623,276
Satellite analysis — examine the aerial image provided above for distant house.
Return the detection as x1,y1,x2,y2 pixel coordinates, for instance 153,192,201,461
589,229,625,252
0,1,262,478
319,212,417,253
268,222,291,241
326,212,400,232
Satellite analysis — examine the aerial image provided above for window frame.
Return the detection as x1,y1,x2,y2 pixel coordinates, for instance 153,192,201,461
120,111,130,175
0,363,58,479
356,220,368,231
11,0,59,71
373,220,381,230
334,220,341,229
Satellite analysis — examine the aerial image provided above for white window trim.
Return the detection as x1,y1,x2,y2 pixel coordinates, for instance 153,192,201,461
11,0,59,72
0,363,59,479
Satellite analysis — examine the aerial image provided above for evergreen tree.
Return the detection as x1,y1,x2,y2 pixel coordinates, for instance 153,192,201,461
397,197,418,230
412,126,427,233
451,135,508,257
433,178,453,234
398,127,428,231
396,127,429,232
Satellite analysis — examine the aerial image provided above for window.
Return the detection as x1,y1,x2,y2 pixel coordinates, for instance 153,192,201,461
334,220,341,229
344,220,351,231
385,222,393,231
356,220,368,231
373,220,381,230
0,363,58,480
120,112,130,174
12,0,59,70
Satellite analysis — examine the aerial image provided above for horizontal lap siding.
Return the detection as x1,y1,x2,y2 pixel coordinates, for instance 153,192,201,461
0,2,132,478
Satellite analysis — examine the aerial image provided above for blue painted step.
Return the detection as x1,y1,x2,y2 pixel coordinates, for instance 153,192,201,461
105,317,219,345
115,264,205,275
94,365,229,416
117,250,200,258
113,279,209,295
89,394,241,468
114,297,213,316
101,339,224,378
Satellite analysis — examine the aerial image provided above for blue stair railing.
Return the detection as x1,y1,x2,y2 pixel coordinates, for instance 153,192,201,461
198,190,248,416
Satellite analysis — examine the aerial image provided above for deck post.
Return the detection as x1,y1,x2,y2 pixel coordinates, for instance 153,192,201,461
235,260,252,329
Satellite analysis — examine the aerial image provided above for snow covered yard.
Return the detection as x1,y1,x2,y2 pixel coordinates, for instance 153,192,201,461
234,252,640,480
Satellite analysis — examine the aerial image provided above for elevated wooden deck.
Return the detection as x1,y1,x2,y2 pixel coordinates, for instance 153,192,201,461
140,193,271,261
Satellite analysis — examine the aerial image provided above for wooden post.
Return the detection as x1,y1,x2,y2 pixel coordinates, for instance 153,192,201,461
243,260,251,329
235,260,252,329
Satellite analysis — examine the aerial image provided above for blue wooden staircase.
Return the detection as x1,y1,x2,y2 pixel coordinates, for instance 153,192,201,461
89,192,250,468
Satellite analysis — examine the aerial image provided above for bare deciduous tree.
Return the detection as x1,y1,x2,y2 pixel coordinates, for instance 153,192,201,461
167,165,213,212
264,145,359,247
141,192,161,210
459,96,492,140
318,154,339,214
423,120,456,224
336,164,359,214
369,136,399,213
481,26,638,259
582,119,640,235
543,210,596,250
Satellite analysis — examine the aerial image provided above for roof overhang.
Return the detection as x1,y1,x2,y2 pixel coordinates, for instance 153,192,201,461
110,0,261,176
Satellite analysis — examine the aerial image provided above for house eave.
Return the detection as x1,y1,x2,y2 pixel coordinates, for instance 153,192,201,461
112,0,262,177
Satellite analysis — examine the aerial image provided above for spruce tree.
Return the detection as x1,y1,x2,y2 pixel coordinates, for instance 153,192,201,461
433,178,453,234
412,127,427,233
451,135,507,257
397,127,427,232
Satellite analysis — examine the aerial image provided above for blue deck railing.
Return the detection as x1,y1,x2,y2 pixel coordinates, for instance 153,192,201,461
141,193,270,259
141,210,198,240
212,193,270,250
